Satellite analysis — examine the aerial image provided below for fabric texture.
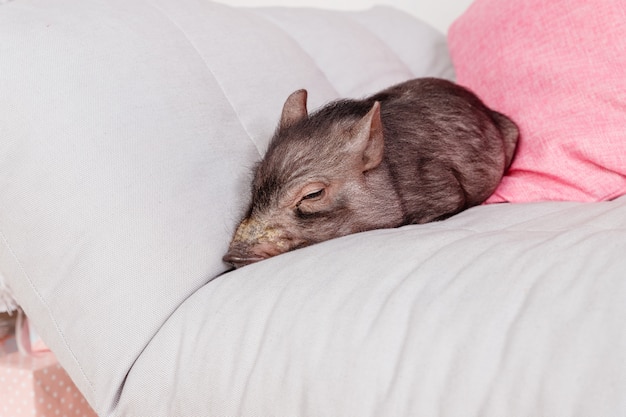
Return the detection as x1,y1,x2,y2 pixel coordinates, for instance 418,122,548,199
0,352,97,417
0,272,18,313
2,0,626,416
448,0,626,203
0,0,453,415
120,196,626,417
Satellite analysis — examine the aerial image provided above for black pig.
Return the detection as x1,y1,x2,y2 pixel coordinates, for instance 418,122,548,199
224,78,518,268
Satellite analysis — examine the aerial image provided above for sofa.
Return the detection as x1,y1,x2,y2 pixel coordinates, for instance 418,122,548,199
1,0,625,416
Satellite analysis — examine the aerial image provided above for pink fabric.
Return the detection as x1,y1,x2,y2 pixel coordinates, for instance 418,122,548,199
448,0,626,203
0,352,97,417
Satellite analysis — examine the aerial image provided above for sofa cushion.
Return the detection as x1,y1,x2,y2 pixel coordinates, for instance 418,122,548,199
0,0,452,413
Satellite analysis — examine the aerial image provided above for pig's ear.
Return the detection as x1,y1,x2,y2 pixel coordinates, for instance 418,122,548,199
351,101,384,172
280,89,308,128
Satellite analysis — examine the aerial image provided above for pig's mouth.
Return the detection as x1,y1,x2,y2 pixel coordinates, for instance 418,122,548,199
222,253,266,269
222,241,285,268
222,237,312,269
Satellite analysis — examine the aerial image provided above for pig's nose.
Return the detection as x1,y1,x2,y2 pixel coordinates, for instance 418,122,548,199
222,240,286,268
222,252,264,269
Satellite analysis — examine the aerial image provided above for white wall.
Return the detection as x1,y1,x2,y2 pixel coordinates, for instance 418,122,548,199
216,0,474,33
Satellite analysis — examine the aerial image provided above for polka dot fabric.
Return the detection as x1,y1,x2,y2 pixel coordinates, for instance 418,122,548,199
0,352,97,417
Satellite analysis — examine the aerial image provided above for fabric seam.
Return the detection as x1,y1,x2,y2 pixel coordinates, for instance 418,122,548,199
148,1,263,158
0,228,96,394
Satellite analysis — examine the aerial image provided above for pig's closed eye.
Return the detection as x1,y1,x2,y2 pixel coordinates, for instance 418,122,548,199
301,189,324,201
295,187,328,219
295,183,327,212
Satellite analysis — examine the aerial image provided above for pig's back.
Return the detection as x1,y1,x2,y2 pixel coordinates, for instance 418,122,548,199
370,78,515,224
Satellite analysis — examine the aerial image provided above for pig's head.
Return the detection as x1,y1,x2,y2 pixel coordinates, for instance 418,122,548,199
223,89,404,268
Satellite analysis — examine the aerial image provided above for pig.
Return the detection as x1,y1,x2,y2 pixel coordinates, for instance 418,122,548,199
223,77,518,268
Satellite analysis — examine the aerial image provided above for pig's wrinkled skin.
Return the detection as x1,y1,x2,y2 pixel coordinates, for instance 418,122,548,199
223,78,519,268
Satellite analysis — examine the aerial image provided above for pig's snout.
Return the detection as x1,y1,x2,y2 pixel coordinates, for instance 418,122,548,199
222,241,281,269
222,247,265,269
223,218,289,268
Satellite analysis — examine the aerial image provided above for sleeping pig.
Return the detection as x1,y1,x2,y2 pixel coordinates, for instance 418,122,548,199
223,77,518,268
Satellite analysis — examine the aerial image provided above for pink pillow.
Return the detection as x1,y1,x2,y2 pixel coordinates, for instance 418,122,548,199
448,0,626,203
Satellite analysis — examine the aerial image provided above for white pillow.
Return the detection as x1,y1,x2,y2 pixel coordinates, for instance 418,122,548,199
0,272,18,313
0,0,452,412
